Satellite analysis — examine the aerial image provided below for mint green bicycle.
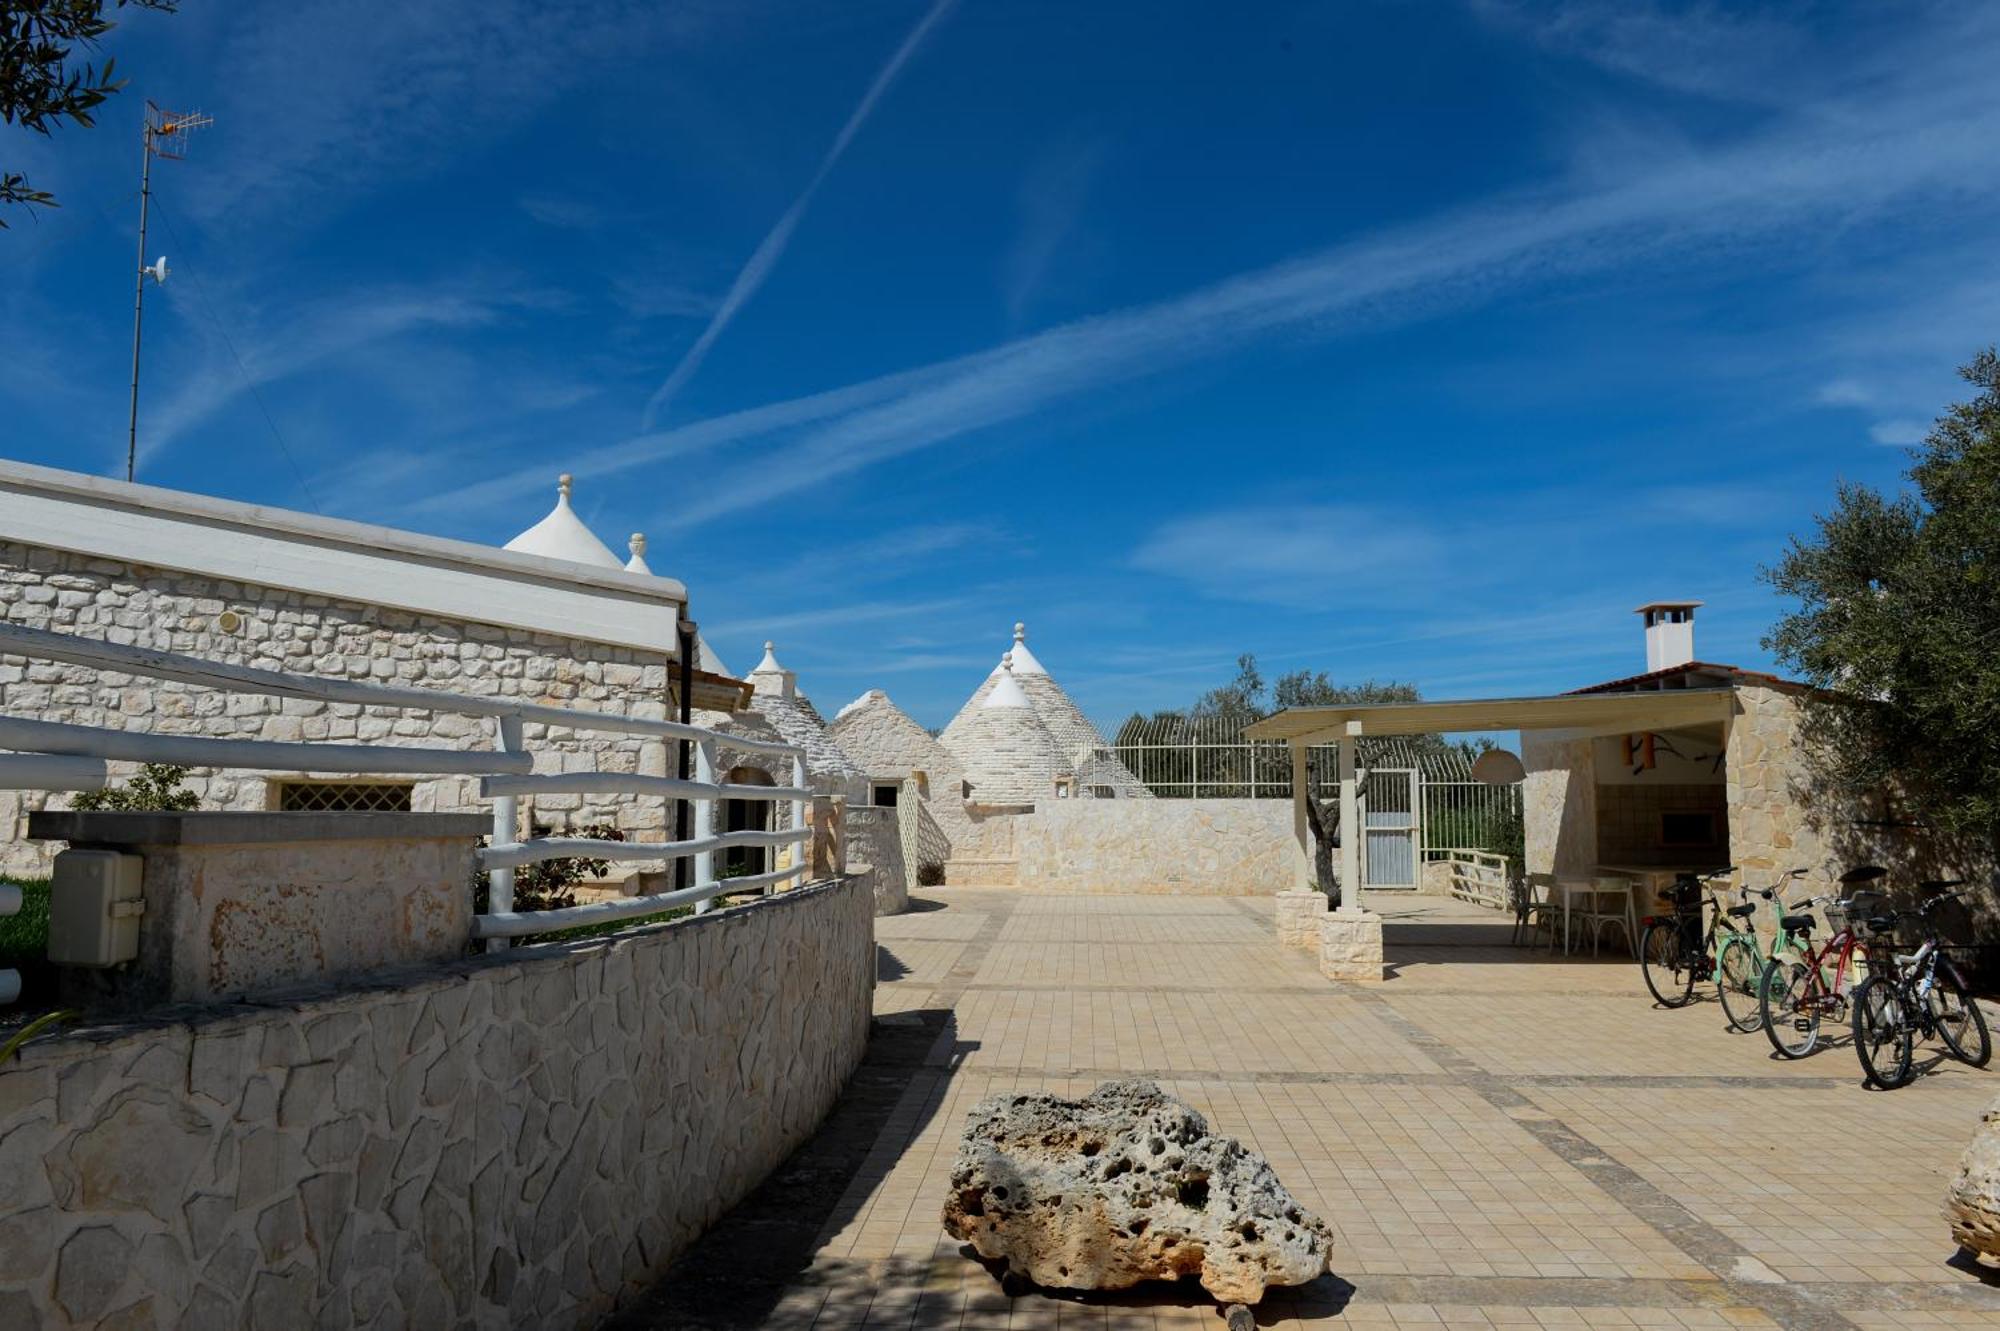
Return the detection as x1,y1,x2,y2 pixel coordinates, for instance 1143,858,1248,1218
1713,868,1812,1033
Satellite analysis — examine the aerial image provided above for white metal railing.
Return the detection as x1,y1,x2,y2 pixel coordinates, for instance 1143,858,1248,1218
1442,850,1510,911
0,622,816,954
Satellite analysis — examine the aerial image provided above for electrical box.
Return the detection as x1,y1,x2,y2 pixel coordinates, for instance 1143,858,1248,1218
48,849,145,967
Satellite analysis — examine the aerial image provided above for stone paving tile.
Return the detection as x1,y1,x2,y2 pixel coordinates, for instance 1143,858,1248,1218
682,890,2000,1331
1517,1085,1996,1287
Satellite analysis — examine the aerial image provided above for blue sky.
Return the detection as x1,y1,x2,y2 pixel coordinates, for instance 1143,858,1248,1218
3,1,1996,730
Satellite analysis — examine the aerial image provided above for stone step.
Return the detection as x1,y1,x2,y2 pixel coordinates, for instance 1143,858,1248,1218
944,857,1018,887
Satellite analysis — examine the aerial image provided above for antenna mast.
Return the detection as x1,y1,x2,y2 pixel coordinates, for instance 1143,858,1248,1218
126,101,212,482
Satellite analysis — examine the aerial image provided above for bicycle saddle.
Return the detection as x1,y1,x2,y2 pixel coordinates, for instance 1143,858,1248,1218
1866,915,1898,933
1839,864,1888,885
1726,903,1756,919
1781,914,1814,933
1920,879,1966,892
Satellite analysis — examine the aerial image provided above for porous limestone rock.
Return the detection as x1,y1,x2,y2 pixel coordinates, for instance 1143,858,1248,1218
1947,1091,2000,1264
941,1079,1332,1303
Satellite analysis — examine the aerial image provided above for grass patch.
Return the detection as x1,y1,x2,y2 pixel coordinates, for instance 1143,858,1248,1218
0,878,50,968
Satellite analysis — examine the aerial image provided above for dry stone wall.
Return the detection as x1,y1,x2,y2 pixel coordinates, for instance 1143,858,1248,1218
843,805,909,915
0,543,675,876
0,876,874,1329
1009,799,1296,895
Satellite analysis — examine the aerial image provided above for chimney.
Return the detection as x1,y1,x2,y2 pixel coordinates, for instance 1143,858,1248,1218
1635,601,1701,672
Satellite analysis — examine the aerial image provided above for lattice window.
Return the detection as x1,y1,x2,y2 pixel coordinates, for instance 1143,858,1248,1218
274,781,414,813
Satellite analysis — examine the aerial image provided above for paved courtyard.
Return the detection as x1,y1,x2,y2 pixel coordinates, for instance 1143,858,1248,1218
629,890,2000,1331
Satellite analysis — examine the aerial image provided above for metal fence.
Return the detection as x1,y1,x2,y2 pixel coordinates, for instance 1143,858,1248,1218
1110,715,1521,855
0,622,817,959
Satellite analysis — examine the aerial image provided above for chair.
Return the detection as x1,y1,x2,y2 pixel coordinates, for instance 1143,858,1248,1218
1511,873,1560,947
1580,876,1638,957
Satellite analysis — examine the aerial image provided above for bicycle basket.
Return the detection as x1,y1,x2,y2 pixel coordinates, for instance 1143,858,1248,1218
1825,890,1888,935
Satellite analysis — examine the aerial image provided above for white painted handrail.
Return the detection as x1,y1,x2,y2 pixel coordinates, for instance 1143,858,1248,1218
478,773,812,802
0,753,107,791
0,715,529,776
470,863,801,939
0,622,800,753
0,622,820,952
479,827,810,871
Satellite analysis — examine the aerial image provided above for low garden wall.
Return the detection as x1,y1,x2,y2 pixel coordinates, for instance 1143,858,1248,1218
0,875,874,1328
1010,799,1296,895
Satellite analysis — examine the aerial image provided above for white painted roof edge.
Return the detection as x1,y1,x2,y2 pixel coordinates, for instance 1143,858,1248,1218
0,459,689,603
0,459,690,654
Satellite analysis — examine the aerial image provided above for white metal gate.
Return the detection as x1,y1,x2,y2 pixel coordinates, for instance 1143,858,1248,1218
1362,767,1420,890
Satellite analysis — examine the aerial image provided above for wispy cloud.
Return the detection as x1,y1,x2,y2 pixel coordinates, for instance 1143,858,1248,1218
418,6,2000,534
1003,135,1108,324
638,0,957,428
1869,419,1929,447
1129,505,1444,609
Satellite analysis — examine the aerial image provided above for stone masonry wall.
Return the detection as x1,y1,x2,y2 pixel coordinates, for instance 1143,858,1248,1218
1522,732,1597,877
0,543,675,877
1008,799,1296,895
0,876,874,1329
1726,683,1999,906
843,806,909,915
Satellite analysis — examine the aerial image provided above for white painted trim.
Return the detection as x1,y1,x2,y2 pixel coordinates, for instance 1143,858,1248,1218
468,865,810,938
0,459,686,654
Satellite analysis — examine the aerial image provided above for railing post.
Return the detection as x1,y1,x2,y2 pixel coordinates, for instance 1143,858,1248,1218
693,737,717,913
787,752,806,893
486,712,524,953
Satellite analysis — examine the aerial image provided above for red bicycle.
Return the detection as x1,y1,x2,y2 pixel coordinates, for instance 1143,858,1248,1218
1758,865,1893,1058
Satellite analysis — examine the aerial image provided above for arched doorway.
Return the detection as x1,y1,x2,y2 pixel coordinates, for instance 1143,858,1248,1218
722,766,776,877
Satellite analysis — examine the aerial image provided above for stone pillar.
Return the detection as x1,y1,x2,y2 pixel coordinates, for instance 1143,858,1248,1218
807,796,844,878
1275,890,1325,949
1319,911,1384,981
1338,726,1363,916
1288,740,1314,891
1522,729,1598,877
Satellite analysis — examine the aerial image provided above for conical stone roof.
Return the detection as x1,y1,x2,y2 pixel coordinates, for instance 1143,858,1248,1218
504,475,623,569
940,624,1151,798
947,659,1065,805
831,690,964,788
744,642,864,782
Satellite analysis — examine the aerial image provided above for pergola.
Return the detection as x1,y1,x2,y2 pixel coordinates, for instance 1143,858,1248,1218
1243,688,1736,915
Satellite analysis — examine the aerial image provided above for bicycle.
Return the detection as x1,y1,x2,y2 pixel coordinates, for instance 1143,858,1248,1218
1638,867,1737,1009
1713,868,1812,1034
1757,865,1893,1058
1851,883,1993,1089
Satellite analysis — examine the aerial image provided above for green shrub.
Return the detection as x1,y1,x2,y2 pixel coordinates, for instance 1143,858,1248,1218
70,764,199,813
916,862,946,887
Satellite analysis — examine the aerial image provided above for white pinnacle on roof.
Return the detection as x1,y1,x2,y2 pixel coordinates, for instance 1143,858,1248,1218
503,475,623,570
982,653,1033,709
1008,622,1047,676
624,533,652,575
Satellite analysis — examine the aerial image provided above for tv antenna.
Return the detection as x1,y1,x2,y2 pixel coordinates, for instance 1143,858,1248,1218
126,102,212,482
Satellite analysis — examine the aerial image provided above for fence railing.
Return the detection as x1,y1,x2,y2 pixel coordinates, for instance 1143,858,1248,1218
0,622,815,955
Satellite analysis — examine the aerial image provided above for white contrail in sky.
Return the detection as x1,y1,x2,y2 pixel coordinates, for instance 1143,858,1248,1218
639,0,956,430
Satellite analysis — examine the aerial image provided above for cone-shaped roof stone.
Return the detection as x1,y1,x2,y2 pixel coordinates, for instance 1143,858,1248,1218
504,475,623,570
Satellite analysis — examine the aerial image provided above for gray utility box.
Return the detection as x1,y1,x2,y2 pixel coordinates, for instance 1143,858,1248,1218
48,848,145,967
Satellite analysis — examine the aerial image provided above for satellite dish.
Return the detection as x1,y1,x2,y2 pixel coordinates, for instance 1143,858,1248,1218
1471,748,1526,785
145,256,169,285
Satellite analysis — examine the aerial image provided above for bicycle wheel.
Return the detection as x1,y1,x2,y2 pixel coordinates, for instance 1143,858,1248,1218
1852,975,1914,1089
1641,920,1697,1008
1760,956,1820,1058
1715,935,1764,1032
1928,973,1992,1067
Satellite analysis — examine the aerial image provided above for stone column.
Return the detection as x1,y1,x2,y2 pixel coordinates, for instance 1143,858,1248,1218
1337,726,1363,916
1288,740,1314,891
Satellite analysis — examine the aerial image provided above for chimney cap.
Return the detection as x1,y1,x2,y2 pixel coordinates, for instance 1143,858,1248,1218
1633,600,1703,614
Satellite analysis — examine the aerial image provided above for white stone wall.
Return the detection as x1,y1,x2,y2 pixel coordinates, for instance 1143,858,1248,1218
843,805,909,915
0,543,677,875
0,876,875,1328
1008,799,1297,895
1522,731,1597,877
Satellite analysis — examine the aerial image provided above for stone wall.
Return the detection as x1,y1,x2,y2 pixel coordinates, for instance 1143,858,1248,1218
0,543,676,876
0,877,875,1328
843,806,909,915
1009,799,1296,895
1725,683,1999,901
1522,732,1597,876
